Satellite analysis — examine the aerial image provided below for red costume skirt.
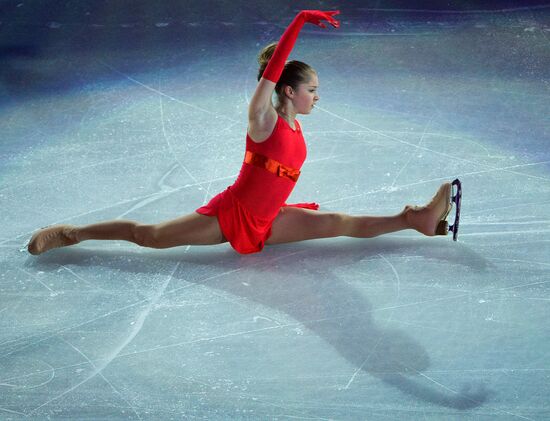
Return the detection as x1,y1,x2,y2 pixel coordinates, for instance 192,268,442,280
195,187,319,254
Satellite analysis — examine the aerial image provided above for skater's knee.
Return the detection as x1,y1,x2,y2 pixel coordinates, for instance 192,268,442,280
133,224,159,248
327,212,350,237
310,212,349,238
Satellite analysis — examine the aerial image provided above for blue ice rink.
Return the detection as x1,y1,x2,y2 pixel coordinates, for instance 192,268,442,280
1,1,550,419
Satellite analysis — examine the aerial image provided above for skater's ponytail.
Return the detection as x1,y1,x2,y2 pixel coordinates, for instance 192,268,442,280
257,42,316,103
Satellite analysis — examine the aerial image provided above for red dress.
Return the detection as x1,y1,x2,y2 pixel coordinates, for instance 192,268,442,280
195,115,319,254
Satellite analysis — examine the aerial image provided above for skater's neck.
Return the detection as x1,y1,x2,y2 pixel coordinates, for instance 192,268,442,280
276,104,296,127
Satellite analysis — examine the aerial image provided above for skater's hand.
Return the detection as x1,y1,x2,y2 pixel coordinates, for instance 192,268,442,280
299,10,340,29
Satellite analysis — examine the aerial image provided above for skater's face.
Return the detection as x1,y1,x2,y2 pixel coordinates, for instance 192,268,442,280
287,72,319,114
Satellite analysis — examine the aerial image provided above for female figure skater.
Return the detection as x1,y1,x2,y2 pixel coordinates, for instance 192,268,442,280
28,10,454,256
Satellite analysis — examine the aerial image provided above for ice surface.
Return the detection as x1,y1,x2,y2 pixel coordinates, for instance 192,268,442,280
1,2,550,420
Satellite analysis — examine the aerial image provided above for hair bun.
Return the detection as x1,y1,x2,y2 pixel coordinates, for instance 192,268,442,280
257,42,278,81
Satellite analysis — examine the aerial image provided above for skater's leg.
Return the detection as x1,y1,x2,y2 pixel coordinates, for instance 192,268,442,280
139,212,227,248
76,220,138,243
265,182,452,245
79,213,227,247
266,207,408,245
28,213,226,255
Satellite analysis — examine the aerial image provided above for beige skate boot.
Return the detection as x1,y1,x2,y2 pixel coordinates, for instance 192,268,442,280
28,225,79,255
405,183,452,236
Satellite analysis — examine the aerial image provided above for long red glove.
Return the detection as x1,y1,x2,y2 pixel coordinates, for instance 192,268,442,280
262,10,340,83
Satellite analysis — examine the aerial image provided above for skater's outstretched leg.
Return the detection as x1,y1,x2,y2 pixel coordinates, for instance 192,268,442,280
28,213,226,255
266,206,410,245
266,182,453,245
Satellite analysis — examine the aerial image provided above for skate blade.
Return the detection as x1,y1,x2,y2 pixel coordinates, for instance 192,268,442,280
448,179,462,241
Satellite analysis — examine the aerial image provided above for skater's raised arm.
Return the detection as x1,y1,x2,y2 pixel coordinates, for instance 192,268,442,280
248,10,340,121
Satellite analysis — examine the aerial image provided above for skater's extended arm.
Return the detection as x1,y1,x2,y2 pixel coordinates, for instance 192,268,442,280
248,10,340,120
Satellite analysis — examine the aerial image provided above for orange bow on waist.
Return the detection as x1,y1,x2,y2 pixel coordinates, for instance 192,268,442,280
244,151,301,182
